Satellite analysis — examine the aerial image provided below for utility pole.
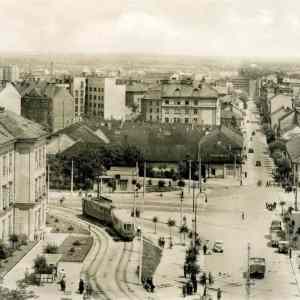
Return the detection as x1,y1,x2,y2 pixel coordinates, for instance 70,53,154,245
294,163,298,211
179,190,184,243
198,142,202,193
246,242,251,299
188,160,192,194
139,161,146,283
133,161,139,228
71,159,74,194
47,164,50,204
192,181,195,212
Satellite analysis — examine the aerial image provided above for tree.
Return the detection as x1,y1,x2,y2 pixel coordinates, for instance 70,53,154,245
9,234,19,249
33,255,52,274
280,201,286,216
152,216,158,234
158,180,165,188
269,140,286,154
167,218,176,239
0,286,36,300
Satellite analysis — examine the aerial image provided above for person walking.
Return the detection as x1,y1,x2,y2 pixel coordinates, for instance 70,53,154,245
60,277,66,292
203,244,207,255
78,278,85,294
217,287,222,299
242,212,245,220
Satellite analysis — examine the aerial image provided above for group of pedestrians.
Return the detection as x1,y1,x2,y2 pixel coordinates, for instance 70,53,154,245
265,201,277,211
142,277,155,293
158,237,166,248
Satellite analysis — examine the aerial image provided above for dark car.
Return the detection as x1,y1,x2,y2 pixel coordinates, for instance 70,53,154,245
248,148,254,153
256,161,261,167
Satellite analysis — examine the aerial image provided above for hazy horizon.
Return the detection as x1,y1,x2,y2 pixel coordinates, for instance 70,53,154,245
1,1,300,58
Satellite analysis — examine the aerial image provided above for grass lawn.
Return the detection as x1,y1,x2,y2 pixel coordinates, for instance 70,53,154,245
0,241,37,277
46,213,89,235
58,236,93,262
142,239,162,279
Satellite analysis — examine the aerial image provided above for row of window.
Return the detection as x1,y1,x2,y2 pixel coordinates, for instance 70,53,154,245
164,100,200,106
88,95,104,101
74,90,85,96
88,87,104,92
163,109,201,115
164,117,204,124
34,146,46,170
2,182,13,210
2,152,13,178
34,175,46,201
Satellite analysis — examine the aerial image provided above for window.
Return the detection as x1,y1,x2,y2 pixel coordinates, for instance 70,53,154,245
89,87,92,92
2,155,6,177
9,152,12,175
194,109,198,115
94,95,97,100
185,100,189,105
98,96,101,100
194,118,198,122
177,101,181,105
165,100,169,105
94,87,97,92
98,88,101,92
185,118,189,124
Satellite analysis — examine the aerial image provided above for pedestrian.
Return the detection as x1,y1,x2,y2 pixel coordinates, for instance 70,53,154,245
169,238,173,249
240,179,243,186
208,272,214,285
217,288,222,300
203,244,207,255
60,277,66,292
245,171,247,178
192,277,198,293
182,283,187,297
203,284,207,297
242,212,245,220
187,280,193,295
184,263,188,278
162,237,165,248
78,278,84,294
289,247,292,259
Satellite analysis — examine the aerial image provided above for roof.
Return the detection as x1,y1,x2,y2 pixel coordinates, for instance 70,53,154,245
269,94,292,104
51,122,106,145
0,109,47,140
126,83,147,93
221,110,243,120
161,83,218,98
287,135,300,163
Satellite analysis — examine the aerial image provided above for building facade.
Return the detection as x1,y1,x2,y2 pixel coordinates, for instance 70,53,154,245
19,81,75,132
0,65,20,82
86,77,126,120
0,108,47,242
141,81,220,126
70,77,86,120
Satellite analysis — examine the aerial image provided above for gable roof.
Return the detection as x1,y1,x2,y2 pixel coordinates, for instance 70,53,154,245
0,109,47,140
287,136,300,163
161,83,218,98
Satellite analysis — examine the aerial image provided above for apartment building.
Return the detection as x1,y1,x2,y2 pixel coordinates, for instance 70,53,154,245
17,81,75,132
0,108,47,241
86,77,126,120
0,65,20,82
141,81,220,126
70,77,86,120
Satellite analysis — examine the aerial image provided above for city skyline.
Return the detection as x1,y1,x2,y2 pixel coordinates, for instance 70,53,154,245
1,0,300,57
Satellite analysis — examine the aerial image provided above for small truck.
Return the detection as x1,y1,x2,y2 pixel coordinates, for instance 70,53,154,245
249,257,266,279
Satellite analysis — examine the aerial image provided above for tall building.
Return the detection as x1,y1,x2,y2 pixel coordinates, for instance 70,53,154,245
70,77,86,120
0,65,20,82
0,108,47,241
17,81,75,132
141,81,220,126
86,77,126,120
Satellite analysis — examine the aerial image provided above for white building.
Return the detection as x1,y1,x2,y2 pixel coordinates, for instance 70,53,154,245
0,83,21,114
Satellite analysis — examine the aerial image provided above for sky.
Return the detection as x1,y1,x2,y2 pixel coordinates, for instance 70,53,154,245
1,0,300,57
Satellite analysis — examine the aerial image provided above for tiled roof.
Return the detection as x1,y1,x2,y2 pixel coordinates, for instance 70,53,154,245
287,136,300,163
51,122,106,145
161,83,218,98
0,109,47,140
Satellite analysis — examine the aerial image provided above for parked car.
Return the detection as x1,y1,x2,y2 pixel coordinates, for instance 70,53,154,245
248,148,254,153
278,241,289,254
213,241,224,253
249,257,266,279
256,161,261,167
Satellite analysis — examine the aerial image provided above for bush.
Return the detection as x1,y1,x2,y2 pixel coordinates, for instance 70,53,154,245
0,242,11,259
33,255,52,274
158,180,165,188
44,243,58,254
67,225,74,232
178,180,185,187
73,240,81,246
147,179,152,186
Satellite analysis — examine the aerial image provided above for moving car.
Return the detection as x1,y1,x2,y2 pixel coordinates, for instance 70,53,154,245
256,160,261,167
213,241,224,253
278,241,289,254
270,230,282,247
249,257,266,279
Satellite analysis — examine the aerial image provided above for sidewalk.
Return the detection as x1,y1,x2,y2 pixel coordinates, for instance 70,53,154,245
2,229,87,300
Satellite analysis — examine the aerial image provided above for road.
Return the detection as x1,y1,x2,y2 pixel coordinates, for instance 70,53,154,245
49,100,300,300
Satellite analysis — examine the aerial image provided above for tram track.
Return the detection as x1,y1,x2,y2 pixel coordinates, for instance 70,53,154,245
49,205,144,300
